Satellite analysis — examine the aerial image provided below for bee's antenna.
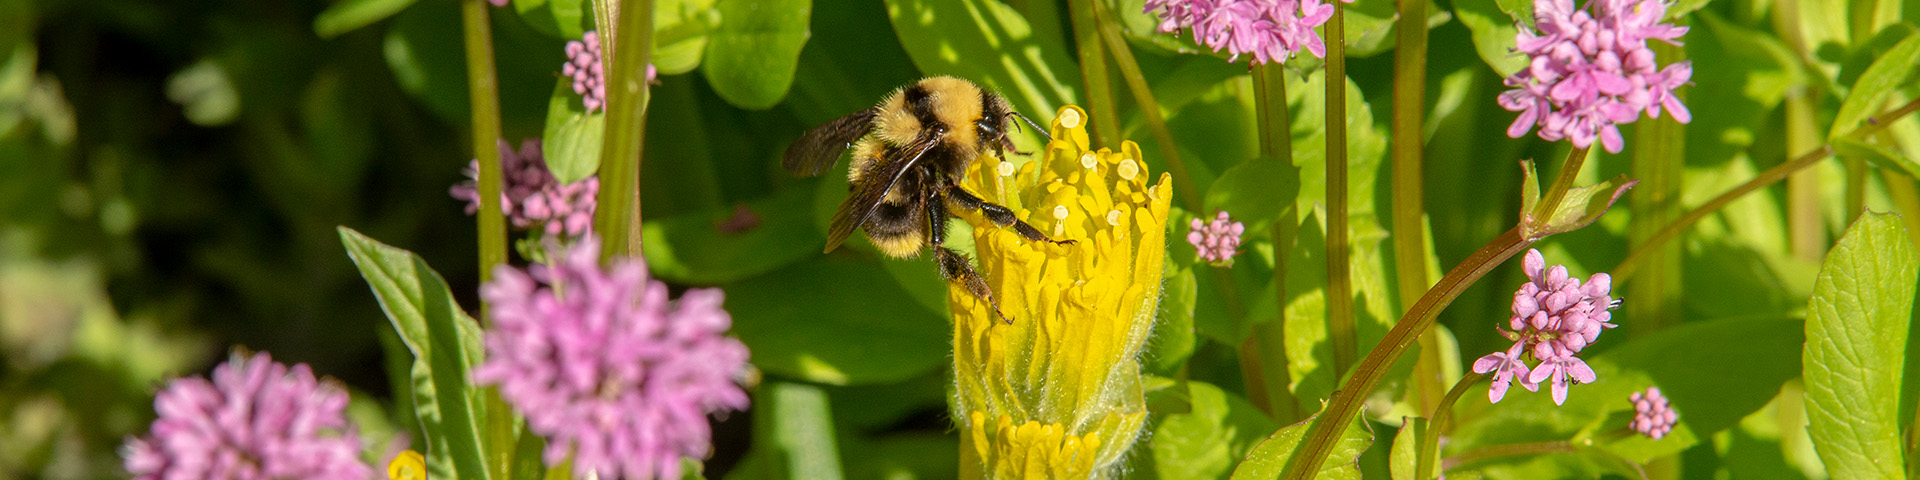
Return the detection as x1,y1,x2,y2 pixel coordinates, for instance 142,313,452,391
1009,112,1052,142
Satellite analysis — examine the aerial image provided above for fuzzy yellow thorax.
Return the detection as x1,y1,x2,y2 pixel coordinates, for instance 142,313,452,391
950,105,1172,478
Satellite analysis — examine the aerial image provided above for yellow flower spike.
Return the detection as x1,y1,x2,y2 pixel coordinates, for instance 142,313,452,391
952,105,1172,478
387,450,425,480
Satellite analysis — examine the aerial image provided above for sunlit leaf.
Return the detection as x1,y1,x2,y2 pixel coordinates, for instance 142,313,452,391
541,77,605,184
1150,381,1278,479
882,0,1081,117
701,0,811,109
1828,28,1920,139
338,227,492,480
1229,410,1374,480
1803,212,1915,480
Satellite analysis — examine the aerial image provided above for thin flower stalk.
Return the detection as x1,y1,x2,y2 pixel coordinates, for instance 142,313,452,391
461,0,507,285
952,105,1172,477
1324,0,1356,378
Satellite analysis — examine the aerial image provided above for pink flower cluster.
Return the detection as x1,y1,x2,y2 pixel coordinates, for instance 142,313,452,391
449,139,598,238
473,238,750,480
1187,210,1246,265
565,31,607,112
1630,386,1678,439
123,352,372,480
1143,0,1340,65
1498,0,1692,153
1472,249,1619,405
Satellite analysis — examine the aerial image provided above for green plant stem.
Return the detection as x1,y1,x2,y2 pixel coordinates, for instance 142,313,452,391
462,0,506,287
1087,0,1204,211
1389,0,1441,414
1532,146,1590,224
1441,440,1580,471
1628,44,1684,336
1324,0,1355,379
1066,0,1119,147
1250,62,1302,423
593,0,657,259
1614,96,1920,281
1281,227,1535,480
1881,162,1920,250
459,2,517,477
1785,91,1823,262
1416,371,1487,480
1844,157,1866,224
1389,0,1430,311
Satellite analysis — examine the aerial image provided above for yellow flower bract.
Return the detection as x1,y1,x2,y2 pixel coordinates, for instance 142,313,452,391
387,450,425,480
951,105,1172,478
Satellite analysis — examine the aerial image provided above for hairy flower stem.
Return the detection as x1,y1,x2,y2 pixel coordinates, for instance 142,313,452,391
1067,0,1119,147
1614,96,1920,281
1249,63,1301,422
1324,0,1355,379
461,4,522,475
1282,227,1535,480
462,0,506,287
594,0,657,259
1390,0,1440,413
1441,440,1580,471
1089,0,1204,212
1416,371,1487,480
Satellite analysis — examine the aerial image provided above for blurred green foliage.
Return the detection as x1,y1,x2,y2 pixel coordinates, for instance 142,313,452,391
2,0,1919,475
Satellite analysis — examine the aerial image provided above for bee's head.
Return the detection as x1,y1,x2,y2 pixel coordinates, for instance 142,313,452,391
974,93,1049,153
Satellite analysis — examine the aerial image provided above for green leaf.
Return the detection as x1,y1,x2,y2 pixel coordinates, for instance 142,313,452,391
653,0,719,74
1388,417,1432,480
1453,0,1527,76
314,0,419,38
1829,29,1920,139
338,227,492,480
1204,155,1301,234
510,430,548,480
1803,212,1915,480
540,79,605,185
1150,381,1278,480
641,186,821,284
701,0,812,109
1229,411,1375,480
1833,136,1918,178
725,257,947,385
730,382,846,480
512,0,590,39
883,0,1081,116
1150,265,1199,376
1517,157,1638,239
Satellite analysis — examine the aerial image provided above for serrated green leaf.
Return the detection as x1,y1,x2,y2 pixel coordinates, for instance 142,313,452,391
1803,212,1915,480
338,227,492,480
541,79,604,184
1829,29,1920,139
1151,381,1278,480
701,0,811,109
314,0,419,38
1229,410,1374,480
640,186,820,284
725,257,947,385
1388,417,1432,480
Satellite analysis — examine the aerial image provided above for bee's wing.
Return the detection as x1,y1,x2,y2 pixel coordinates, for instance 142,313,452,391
823,130,945,253
783,108,879,177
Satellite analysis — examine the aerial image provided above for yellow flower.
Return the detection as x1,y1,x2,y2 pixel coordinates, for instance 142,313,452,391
951,105,1173,478
387,449,426,480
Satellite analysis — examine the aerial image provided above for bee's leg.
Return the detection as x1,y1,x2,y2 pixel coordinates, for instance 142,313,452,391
928,194,1012,324
946,185,1077,246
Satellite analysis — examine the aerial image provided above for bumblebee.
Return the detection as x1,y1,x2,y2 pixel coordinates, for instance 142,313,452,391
782,76,1073,323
